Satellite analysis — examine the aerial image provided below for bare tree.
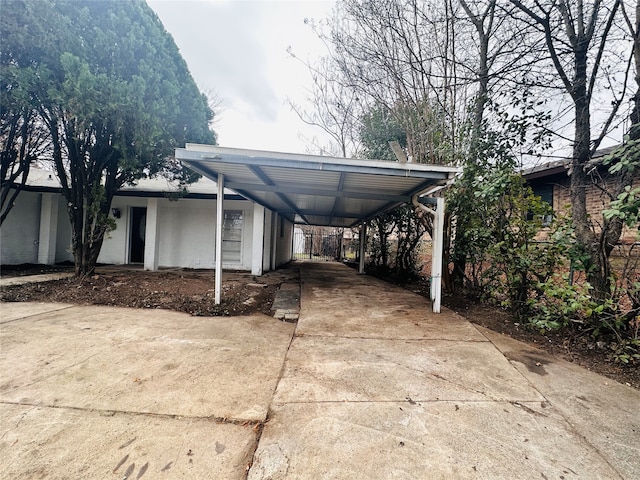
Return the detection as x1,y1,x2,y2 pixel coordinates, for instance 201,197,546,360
327,0,466,164
286,52,362,157
323,0,548,291
325,0,540,165
0,106,49,225
510,0,634,299
621,0,640,132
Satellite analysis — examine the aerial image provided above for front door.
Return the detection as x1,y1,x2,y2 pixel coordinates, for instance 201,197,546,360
130,207,146,263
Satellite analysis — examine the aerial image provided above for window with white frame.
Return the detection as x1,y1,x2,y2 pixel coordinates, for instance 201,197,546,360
222,210,243,263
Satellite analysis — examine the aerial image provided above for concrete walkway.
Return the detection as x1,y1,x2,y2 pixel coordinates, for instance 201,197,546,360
0,272,74,286
1,262,639,479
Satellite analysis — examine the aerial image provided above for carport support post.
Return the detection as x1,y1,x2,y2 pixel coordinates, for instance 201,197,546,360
215,174,224,305
270,213,278,271
358,221,367,274
431,197,444,313
252,203,265,276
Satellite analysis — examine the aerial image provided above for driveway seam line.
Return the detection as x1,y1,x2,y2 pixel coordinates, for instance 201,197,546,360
0,304,76,324
244,270,301,479
0,400,262,425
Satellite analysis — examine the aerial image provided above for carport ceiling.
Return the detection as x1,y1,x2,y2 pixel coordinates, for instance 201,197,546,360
176,144,460,227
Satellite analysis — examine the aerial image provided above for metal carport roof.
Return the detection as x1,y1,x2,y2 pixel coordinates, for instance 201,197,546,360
176,144,460,228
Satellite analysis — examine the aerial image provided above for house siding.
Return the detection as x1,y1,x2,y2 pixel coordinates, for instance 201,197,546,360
1,188,294,272
276,216,294,266
0,190,41,265
97,197,255,270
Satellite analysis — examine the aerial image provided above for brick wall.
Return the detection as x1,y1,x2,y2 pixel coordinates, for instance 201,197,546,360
551,174,638,244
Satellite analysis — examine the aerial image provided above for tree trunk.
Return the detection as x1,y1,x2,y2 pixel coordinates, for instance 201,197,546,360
571,64,611,298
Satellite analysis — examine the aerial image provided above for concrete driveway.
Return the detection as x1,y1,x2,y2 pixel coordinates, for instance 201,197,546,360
1,262,639,479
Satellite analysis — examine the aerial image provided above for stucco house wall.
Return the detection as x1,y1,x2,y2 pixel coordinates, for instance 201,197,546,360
99,196,256,270
0,190,41,265
1,171,294,272
275,215,294,267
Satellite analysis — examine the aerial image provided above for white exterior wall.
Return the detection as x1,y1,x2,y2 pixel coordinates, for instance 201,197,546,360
262,209,272,273
221,199,254,270
2,189,264,272
0,190,41,264
158,198,253,270
96,197,147,265
54,199,73,263
275,216,294,267
37,193,59,264
97,197,255,270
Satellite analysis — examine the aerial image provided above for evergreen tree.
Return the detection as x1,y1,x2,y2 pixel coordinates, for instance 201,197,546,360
1,0,215,275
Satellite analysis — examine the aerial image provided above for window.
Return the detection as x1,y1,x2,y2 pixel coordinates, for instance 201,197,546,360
530,184,554,226
222,210,243,263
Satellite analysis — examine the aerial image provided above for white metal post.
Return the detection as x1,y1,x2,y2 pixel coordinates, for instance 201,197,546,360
358,221,367,274
431,197,445,313
270,213,278,271
215,174,224,305
252,203,265,275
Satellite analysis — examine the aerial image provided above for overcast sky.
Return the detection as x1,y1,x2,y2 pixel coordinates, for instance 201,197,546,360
147,0,335,154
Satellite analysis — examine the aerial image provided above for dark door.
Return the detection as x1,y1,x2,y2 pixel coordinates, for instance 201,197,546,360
130,207,146,263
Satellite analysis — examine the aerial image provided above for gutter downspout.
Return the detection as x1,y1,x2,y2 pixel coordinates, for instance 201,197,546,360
412,194,444,313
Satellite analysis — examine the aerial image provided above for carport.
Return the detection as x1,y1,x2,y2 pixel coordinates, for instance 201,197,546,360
175,144,459,312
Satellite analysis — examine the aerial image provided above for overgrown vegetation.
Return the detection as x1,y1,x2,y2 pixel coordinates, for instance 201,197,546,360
357,105,429,280
366,204,427,280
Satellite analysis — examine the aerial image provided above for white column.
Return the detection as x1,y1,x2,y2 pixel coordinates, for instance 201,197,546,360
143,198,160,271
252,203,265,276
37,193,59,265
215,174,224,305
431,197,445,313
358,221,367,274
262,210,272,273
270,213,278,271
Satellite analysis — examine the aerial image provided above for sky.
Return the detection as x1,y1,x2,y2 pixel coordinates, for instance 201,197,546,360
147,0,336,154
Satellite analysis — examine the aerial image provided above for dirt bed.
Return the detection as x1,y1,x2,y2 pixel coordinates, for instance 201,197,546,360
0,265,287,317
1,263,638,389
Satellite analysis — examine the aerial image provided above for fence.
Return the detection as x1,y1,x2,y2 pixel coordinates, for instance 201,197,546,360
293,230,343,261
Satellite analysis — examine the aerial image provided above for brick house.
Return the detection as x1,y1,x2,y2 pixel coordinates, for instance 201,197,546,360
523,147,639,244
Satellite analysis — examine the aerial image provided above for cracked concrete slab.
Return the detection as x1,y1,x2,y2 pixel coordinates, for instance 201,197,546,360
298,269,483,341
249,262,637,479
274,336,544,403
1,403,255,479
0,303,294,480
250,401,621,480
479,326,640,480
0,305,294,420
2,262,638,479
0,302,73,323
